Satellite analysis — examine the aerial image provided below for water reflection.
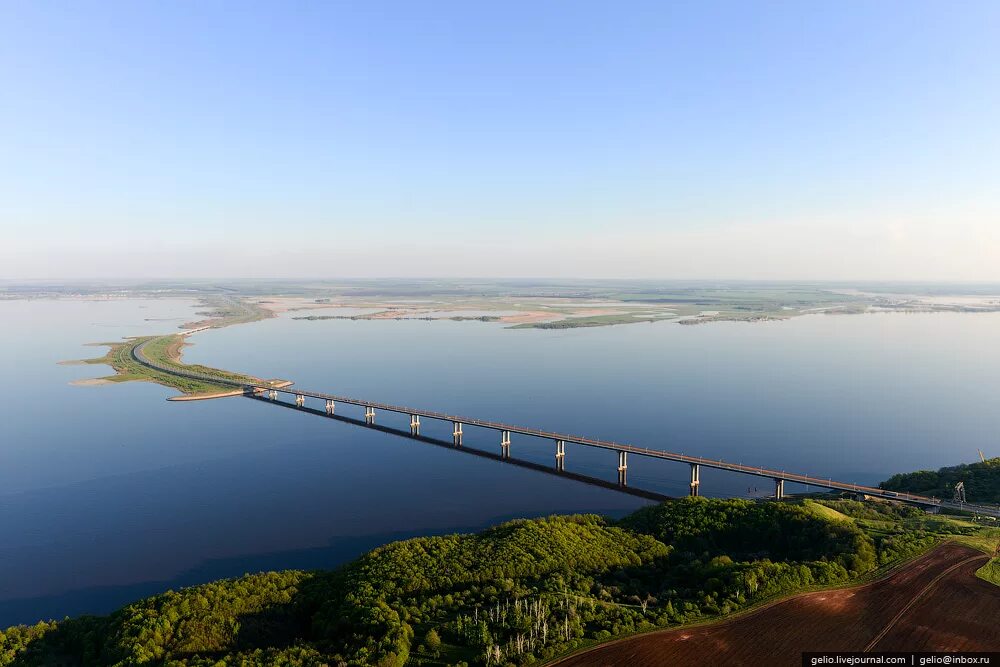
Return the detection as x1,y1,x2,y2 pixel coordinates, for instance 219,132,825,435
253,395,668,502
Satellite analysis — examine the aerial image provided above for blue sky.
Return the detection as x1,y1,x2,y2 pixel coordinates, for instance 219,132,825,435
1,1,998,280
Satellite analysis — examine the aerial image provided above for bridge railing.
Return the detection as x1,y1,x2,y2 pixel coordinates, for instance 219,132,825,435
125,349,1000,516
249,385,953,506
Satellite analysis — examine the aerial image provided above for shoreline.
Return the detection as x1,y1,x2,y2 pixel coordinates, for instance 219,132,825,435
68,377,112,386
166,380,294,401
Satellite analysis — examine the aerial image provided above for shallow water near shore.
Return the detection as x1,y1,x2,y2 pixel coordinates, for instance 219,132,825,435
2,299,1000,626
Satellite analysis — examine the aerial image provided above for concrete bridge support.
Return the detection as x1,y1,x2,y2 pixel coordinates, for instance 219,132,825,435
325,400,335,415
774,478,785,500
689,464,701,497
501,430,511,458
295,394,305,407
410,414,420,435
555,440,566,471
617,451,628,486
453,421,463,446
268,389,277,401
365,406,376,424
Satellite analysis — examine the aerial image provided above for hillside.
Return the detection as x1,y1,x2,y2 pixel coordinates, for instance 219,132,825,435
880,457,1000,504
0,498,974,667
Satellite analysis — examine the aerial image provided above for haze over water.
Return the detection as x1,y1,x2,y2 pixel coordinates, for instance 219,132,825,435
2,298,999,626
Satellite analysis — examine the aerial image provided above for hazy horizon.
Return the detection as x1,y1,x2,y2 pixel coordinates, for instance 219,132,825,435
3,1,999,281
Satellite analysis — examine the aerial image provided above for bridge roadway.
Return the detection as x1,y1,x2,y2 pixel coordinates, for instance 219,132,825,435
131,339,1000,518
253,384,948,505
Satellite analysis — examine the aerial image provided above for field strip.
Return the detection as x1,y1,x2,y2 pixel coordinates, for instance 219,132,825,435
864,553,989,651
546,542,969,666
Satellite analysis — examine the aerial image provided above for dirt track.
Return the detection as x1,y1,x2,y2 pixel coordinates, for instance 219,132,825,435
555,543,998,667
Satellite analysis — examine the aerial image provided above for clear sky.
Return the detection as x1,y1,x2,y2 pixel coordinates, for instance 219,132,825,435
1,1,998,281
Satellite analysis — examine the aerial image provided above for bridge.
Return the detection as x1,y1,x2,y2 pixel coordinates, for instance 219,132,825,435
131,339,1000,518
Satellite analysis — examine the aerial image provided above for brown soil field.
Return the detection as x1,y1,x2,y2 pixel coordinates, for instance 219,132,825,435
873,551,999,651
500,311,561,324
554,543,998,667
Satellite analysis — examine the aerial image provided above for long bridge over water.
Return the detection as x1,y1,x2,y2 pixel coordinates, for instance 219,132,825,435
132,339,1000,518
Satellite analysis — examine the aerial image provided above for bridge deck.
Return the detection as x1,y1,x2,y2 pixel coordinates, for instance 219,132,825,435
129,339,998,517
257,385,955,509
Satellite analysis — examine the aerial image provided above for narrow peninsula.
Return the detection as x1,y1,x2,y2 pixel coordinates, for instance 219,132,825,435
74,296,289,399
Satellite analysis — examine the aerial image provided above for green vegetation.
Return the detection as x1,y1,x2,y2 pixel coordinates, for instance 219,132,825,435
134,335,262,387
976,558,1000,587
510,314,670,329
81,335,262,396
953,527,1000,555
293,314,502,323
181,296,273,329
880,457,1000,504
3,497,984,667
800,499,851,523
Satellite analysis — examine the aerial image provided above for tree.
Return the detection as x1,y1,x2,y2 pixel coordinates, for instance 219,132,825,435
424,628,442,656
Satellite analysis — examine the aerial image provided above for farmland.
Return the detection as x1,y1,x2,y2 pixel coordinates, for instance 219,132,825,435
553,542,998,666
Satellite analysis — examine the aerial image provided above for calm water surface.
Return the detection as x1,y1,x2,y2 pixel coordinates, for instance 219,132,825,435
2,298,999,626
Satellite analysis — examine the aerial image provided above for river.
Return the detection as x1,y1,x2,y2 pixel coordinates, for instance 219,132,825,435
2,298,998,626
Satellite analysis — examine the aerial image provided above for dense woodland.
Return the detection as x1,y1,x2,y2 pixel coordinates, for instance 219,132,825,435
0,497,965,667
881,457,1000,503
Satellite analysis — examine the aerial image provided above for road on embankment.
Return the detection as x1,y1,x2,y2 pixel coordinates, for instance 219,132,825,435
552,543,999,667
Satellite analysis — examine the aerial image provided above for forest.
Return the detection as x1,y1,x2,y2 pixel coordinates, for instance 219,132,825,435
881,457,1000,503
0,497,969,667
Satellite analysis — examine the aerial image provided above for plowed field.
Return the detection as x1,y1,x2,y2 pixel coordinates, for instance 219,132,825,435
554,543,998,667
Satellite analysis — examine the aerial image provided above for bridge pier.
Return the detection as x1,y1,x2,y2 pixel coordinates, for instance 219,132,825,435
200,377,972,515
